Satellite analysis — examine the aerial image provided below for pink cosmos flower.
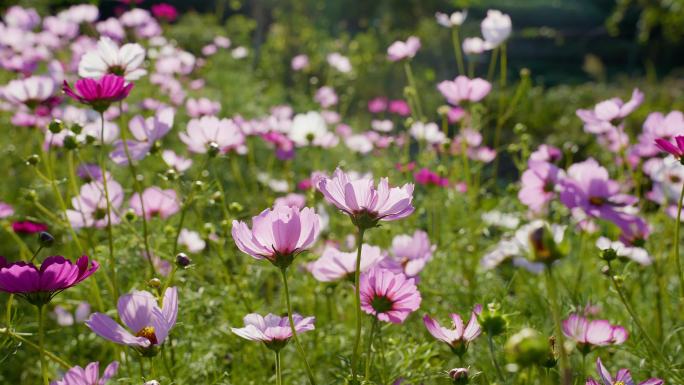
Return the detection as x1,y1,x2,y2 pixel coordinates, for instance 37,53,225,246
655,135,684,162
562,314,627,351
437,76,492,105
4,6,41,30
274,193,307,209
0,255,98,305
178,229,206,253
327,52,352,73
576,89,644,133
308,244,385,282
53,361,119,385
151,3,178,22
162,150,192,172
53,302,91,326
481,10,512,47
368,97,388,113
388,99,410,116
109,107,175,164
383,230,435,278
66,177,124,229
231,205,321,269
423,304,482,355
179,116,245,154
586,358,663,385
0,203,13,218
518,161,563,213
63,74,133,113
633,111,684,158
315,86,338,108
185,97,220,118
12,220,48,234
231,313,315,351
360,268,421,324
317,168,415,228
86,287,177,351
529,144,562,163
291,54,309,71
3,76,58,112
463,37,493,55
387,36,421,61
130,187,179,219
414,168,449,187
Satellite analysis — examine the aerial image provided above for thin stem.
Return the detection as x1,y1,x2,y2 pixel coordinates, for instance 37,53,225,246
3,329,72,369
279,267,317,385
487,46,499,82
364,317,378,380
98,113,118,299
451,27,465,75
486,334,504,382
275,350,282,385
674,182,684,299
38,305,49,385
403,61,424,120
350,228,366,384
544,268,571,385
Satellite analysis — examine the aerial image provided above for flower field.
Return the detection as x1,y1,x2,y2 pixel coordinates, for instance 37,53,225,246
0,2,683,385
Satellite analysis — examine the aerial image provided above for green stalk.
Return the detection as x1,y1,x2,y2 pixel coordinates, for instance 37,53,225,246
486,334,505,382
279,267,317,385
673,182,684,300
97,113,118,299
350,228,366,383
364,317,379,380
487,46,499,82
275,350,282,385
544,269,571,385
38,305,49,385
451,27,466,75
403,61,424,120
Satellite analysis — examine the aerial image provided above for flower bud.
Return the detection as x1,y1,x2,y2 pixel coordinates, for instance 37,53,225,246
211,191,223,203
26,154,40,166
48,119,64,134
504,328,550,367
449,367,469,384
124,209,137,222
478,303,507,336
70,123,83,135
599,248,617,262
207,142,220,157
437,105,451,116
63,135,79,150
192,181,204,191
176,253,191,268
165,169,178,181
38,231,55,248
229,202,243,213
25,189,38,202
148,278,161,288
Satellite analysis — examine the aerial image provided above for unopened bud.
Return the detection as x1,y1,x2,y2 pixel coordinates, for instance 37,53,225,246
229,202,243,213
26,154,40,166
124,209,137,221
48,119,64,134
148,278,161,288
164,169,178,181
70,123,83,135
449,367,469,384
478,303,507,336
192,181,204,191
437,105,451,116
207,142,220,157
176,253,191,268
599,248,617,262
38,231,55,247
63,135,79,150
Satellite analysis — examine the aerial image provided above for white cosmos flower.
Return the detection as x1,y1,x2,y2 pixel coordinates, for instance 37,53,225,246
3,76,55,105
78,36,147,81
435,10,467,28
481,10,512,47
410,122,446,144
289,111,330,147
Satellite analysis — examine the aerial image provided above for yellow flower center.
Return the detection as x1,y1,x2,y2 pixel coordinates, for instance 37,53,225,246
615,382,625,385
135,326,158,345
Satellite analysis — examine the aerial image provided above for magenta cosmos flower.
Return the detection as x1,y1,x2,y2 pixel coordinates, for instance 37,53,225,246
86,287,177,355
423,304,482,355
308,244,385,282
587,357,663,385
437,76,492,105
655,135,684,163
518,161,563,213
317,168,414,229
0,255,98,306
130,187,179,219
387,36,421,61
360,268,421,324
53,361,119,385
232,205,321,269
12,220,47,234
231,313,315,351
63,74,133,113
562,314,627,353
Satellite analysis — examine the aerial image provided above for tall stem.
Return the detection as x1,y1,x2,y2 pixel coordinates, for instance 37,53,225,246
673,182,684,300
279,267,317,385
364,318,378,380
350,227,366,383
544,268,571,385
403,62,424,120
486,334,504,382
38,305,49,385
275,350,282,385
451,27,465,75
98,113,118,299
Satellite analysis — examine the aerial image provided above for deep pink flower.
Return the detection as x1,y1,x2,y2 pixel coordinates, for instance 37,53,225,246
12,220,48,234
87,287,177,352
655,135,684,161
0,255,98,305
562,314,627,352
360,268,421,324
130,187,179,219
231,313,314,351
423,304,482,355
63,74,133,112
414,168,449,187
388,99,410,116
368,97,388,113
53,361,119,385
151,3,178,22
387,36,421,61
518,161,562,213
438,76,491,105
317,168,414,228
231,205,321,269
586,357,663,385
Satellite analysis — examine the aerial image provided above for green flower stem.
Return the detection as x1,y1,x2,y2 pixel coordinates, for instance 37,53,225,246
2,328,71,369
451,27,465,75
275,350,282,385
487,46,499,82
486,334,504,382
403,61,424,120
364,317,379,380
350,227,366,384
674,182,684,300
38,305,49,385
544,268,571,385
279,267,317,385
97,113,118,299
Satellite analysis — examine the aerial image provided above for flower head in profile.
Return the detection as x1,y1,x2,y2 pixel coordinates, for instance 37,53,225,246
231,313,315,351
110,107,174,164
86,287,177,355
130,187,179,219
232,205,321,269
151,3,178,22
360,268,421,324
387,36,421,62
586,357,663,385
576,89,644,132
562,314,627,353
53,361,119,385
655,135,684,163
78,37,146,81
462,37,492,55
423,304,482,356
308,244,385,282
12,220,48,234
3,76,59,113
435,11,467,28
481,9,512,47
63,74,133,113
438,76,491,105
317,168,415,229
0,255,98,306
